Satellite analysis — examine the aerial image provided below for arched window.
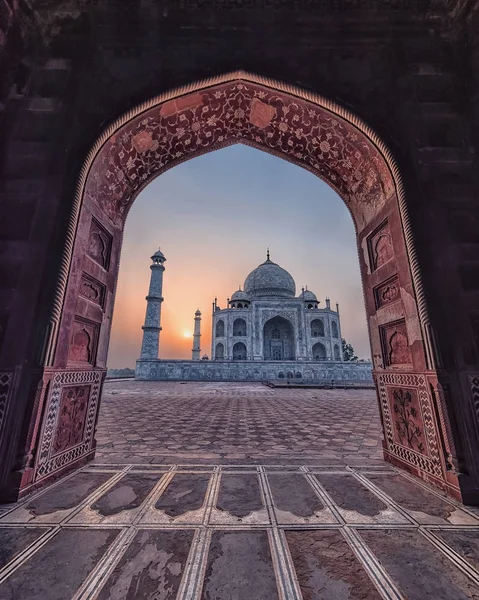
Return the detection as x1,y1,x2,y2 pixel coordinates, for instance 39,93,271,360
233,342,247,360
287,371,294,379
334,344,340,360
215,320,224,337
311,319,324,338
278,372,285,378
312,342,327,361
271,328,281,339
295,372,302,379
215,342,224,359
307,304,313,309
237,303,243,308
332,321,339,338
233,318,246,337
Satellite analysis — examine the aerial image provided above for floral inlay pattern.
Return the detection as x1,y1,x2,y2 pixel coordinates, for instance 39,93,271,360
85,81,395,228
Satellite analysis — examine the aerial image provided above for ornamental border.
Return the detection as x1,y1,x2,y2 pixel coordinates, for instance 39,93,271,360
376,372,443,478
35,370,102,480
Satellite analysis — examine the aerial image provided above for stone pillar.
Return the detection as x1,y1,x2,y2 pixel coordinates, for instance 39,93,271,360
192,309,201,360
140,249,166,359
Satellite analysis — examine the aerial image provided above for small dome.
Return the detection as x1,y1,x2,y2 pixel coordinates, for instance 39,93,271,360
231,289,250,301
244,256,296,298
151,248,166,261
300,289,318,301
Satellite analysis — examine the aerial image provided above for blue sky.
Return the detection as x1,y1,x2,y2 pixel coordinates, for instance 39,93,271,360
107,143,369,367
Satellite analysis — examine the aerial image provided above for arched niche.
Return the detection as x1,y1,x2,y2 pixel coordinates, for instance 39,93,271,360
233,318,247,337
263,316,295,360
215,320,225,338
233,342,247,360
311,319,325,338
312,342,327,361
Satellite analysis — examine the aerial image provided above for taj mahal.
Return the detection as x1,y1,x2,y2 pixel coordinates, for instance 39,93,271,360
135,249,373,383
211,251,343,362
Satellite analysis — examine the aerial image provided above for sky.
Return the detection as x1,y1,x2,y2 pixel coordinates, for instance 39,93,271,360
107,144,370,368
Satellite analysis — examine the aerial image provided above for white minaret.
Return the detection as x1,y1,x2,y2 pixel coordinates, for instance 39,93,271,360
192,309,201,361
140,248,166,359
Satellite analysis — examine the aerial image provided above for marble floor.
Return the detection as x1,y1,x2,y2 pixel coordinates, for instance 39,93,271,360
0,381,478,599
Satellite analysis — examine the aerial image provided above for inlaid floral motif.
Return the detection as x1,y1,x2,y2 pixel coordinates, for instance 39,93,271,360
389,387,425,455
85,81,395,228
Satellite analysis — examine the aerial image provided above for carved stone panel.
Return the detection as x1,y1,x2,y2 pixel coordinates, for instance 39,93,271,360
369,221,394,271
35,370,102,481
87,218,112,270
52,385,90,455
380,320,412,367
388,386,426,455
376,373,442,478
68,318,99,366
79,273,106,308
374,275,400,309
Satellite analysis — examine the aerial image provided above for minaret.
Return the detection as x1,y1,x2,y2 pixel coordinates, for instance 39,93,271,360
140,248,166,359
192,309,201,361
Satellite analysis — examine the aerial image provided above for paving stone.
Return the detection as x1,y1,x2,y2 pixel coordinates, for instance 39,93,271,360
316,473,387,517
201,531,279,600
0,528,121,600
268,473,323,517
91,474,160,516
364,473,479,524
0,527,48,568
97,530,194,600
286,530,382,600
216,473,263,518
360,529,479,600
434,530,479,572
155,473,211,517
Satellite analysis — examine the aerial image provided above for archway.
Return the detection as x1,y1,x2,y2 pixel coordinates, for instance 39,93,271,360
311,319,325,338
9,72,461,502
215,343,224,360
233,342,247,360
233,318,247,337
312,342,327,361
263,316,295,360
215,320,225,338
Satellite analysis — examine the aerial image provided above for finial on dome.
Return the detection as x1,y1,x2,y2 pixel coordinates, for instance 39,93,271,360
267,248,270,261
301,286,305,294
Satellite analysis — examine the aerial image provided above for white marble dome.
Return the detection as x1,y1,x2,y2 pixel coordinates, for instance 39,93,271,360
244,258,296,298
231,289,250,301
300,289,318,301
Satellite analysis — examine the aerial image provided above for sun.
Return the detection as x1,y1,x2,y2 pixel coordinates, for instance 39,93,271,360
183,330,192,338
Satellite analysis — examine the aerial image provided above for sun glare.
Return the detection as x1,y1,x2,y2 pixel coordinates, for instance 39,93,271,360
183,331,192,338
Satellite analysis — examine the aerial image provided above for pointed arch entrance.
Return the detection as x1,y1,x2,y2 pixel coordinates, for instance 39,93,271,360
3,72,464,502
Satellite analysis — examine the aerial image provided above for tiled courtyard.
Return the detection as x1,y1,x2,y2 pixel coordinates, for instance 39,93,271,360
95,381,383,464
1,381,479,599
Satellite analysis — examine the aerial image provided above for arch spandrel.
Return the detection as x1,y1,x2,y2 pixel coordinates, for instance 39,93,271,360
84,77,395,229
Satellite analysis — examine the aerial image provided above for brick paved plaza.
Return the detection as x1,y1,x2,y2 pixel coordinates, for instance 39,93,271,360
95,381,383,464
2,381,479,599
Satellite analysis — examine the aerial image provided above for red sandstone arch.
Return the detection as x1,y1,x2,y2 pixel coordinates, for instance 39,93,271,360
23,72,459,501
